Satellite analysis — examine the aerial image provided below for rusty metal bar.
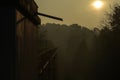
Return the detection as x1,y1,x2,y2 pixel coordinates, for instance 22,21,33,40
37,12,63,21
16,17,26,24
16,13,37,25
16,12,63,25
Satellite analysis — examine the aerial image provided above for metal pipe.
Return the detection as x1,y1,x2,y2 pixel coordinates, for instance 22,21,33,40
37,12,63,21
16,12,63,25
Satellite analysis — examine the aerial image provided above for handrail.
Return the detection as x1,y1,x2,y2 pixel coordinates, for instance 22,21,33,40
39,48,57,75
16,12,63,25
37,12,63,21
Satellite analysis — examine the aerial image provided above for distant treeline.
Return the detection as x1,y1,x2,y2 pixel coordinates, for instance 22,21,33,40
38,4,120,80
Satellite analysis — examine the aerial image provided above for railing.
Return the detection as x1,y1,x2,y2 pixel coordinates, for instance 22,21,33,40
38,48,57,80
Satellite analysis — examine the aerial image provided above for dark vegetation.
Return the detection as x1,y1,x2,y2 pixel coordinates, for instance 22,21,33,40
38,4,120,80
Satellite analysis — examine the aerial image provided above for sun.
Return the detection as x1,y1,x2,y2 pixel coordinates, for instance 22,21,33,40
92,0,104,9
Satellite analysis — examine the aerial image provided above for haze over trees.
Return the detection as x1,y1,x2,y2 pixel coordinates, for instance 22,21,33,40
38,4,120,80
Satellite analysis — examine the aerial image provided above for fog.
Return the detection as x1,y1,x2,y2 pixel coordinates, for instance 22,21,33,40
40,23,97,80
37,3,120,80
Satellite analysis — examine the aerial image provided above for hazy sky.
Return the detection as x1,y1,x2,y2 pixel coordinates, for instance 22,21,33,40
35,0,120,29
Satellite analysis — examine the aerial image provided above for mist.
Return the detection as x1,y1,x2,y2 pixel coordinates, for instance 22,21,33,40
39,23,97,80
37,4,120,80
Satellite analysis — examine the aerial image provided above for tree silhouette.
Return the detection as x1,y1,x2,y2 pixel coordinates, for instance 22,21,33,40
96,4,120,79
107,4,120,31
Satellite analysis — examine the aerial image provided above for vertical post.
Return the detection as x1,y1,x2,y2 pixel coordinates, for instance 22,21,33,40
1,6,16,80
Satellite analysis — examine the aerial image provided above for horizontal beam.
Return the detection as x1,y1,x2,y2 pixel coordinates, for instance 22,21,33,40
16,12,63,25
37,12,63,21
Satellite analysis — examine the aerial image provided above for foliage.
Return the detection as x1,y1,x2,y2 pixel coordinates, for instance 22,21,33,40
103,4,120,31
